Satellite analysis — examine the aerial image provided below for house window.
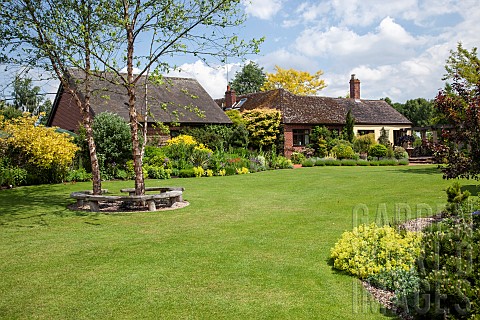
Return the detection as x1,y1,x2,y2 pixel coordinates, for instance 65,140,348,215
357,129,374,136
293,129,310,146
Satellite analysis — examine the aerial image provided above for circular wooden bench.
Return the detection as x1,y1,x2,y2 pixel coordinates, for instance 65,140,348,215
70,189,183,212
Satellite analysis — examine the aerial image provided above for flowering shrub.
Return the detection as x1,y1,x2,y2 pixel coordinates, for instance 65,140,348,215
193,166,204,178
164,135,213,170
330,223,422,279
0,114,78,184
236,167,249,175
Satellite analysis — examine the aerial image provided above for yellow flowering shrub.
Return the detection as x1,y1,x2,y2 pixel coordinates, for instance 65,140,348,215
193,166,204,178
164,135,213,169
0,114,79,171
166,134,197,146
236,167,249,175
330,223,422,279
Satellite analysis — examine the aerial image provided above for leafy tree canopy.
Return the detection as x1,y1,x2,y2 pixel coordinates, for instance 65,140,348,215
261,65,327,95
384,97,437,127
432,43,480,179
444,42,480,92
230,61,266,95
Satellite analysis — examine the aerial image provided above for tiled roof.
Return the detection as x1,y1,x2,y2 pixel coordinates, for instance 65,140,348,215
67,69,231,124
217,89,411,125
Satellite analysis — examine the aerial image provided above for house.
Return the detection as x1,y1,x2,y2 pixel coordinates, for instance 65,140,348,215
47,69,231,143
217,75,412,157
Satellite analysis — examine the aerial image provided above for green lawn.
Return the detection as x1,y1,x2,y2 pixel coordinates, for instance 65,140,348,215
0,166,463,319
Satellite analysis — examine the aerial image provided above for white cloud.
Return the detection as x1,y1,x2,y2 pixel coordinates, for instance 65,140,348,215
257,49,316,72
242,0,283,20
167,60,242,99
295,17,424,66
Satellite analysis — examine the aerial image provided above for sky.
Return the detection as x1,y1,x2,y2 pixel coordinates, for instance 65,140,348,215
170,0,480,103
1,0,479,104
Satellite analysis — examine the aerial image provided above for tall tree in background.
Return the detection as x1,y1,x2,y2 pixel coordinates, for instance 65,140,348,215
262,65,327,95
387,98,436,127
230,61,266,95
11,76,52,123
432,43,480,179
444,42,480,93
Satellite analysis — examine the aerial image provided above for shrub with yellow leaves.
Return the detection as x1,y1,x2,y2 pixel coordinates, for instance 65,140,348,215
0,113,79,183
330,223,422,279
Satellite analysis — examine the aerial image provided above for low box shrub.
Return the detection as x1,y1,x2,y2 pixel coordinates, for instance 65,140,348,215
301,158,315,167
340,159,357,166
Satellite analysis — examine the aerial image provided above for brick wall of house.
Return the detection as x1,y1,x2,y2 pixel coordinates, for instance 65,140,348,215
283,124,313,158
50,91,83,132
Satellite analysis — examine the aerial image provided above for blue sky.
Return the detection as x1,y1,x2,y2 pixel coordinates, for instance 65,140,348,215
170,0,480,102
2,0,479,104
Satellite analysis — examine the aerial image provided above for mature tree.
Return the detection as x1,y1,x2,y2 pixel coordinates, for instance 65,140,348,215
432,44,480,179
2,0,262,196
389,98,436,127
230,61,266,94
261,65,327,95
444,42,480,92
11,76,50,115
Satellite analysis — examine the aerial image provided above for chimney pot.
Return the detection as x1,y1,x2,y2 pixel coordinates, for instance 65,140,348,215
224,85,236,109
349,75,360,100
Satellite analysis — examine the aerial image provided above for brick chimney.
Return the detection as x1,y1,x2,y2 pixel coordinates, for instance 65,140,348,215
224,85,236,109
349,74,360,100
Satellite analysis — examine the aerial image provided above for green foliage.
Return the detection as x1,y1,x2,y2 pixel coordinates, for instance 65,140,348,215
92,112,132,177
242,108,281,150
0,105,22,120
413,219,480,318
330,223,422,279
225,109,244,126
178,168,195,178
11,76,51,117
230,61,266,95
394,146,408,160
432,44,480,179
301,158,315,167
144,165,171,180
309,126,333,157
392,98,437,127
444,181,471,216
354,133,376,154
0,165,27,187
444,42,480,92
342,110,355,143
182,124,248,151
369,144,388,159
331,141,355,160
65,168,92,182
367,267,420,310
291,152,306,164
377,127,390,146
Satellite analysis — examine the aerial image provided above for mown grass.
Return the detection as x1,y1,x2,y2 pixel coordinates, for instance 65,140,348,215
0,165,461,319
